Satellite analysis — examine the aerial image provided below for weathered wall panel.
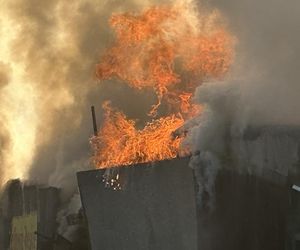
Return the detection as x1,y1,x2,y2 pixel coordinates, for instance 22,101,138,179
10,213,37,250
0,182,60,250
37,187,60,250
77,157,198,250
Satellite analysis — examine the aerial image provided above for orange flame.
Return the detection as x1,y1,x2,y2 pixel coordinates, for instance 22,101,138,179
91,102,185,168
92,3,234,168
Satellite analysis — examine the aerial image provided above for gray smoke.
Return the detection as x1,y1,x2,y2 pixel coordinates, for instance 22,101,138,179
185,0,300,207
57,193,82,242
190,151,220,210
210,0,300,126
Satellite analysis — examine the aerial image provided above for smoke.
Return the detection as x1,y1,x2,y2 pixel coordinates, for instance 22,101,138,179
57,193,82,241
191,151,220,210
0,0,177,196
185,0,300,206
0,63,11,185
183,81,237,208
0,63,11,89
0,0,297,207
209,0,300,126
189,0,300,138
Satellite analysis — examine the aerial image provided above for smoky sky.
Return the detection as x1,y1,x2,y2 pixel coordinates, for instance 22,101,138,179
184,0,300,161
209,0,300,126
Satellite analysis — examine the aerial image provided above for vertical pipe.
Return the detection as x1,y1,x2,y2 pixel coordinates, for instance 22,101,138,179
91,106,98,136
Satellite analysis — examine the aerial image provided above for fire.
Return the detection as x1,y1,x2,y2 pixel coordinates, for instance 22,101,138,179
91,102,185,168
92,2,234,168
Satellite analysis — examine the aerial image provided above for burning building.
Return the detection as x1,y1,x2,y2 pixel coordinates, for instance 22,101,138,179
1,130,300,250
0,0,300,249
78,125,300,250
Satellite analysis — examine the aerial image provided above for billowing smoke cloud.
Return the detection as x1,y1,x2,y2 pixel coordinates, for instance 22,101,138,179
0,0,175,198
185,0,300,205
208,0,300,126
2,1,197,240
0,63,11,89
1,0,298,207
0,62,11,185
0,0,227,200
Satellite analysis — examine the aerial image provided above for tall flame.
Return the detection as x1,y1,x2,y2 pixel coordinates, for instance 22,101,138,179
92,2,234,168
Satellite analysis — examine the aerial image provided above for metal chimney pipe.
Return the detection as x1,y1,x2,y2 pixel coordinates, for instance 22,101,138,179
91,106,98,136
